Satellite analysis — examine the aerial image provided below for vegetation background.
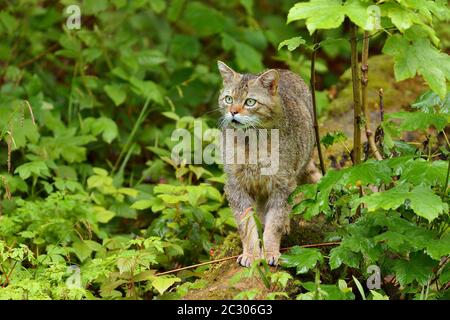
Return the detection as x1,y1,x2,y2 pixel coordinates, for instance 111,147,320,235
0,0,449,300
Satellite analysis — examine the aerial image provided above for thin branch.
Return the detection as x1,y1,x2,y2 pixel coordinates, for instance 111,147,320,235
378,88,384,122
444,153,450,198
350,22,362,165
310,31,326,175
18,43,59,68
361,31,383,161
154,241,341,276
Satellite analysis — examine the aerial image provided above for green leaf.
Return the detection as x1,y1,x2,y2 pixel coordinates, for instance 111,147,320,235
221,34,263,73
385,111,449,131
412,90,450,114
280,246,323,274
184,2,230,37
425,233,450,260
14,161,50,180
341,160,392,186
94,207,116,223
383,35,450,99
287,0,346,34
300,282,355,300
240,0,254,16
329,245,360,270
400,158,448,187
393,252,436,286
72,240,93,262
370,290,389,300
320,131,347,149
131,200,153,210
382,2,417,32
287,0,377,33
129,78,165,105
408,185,448,222
278,36,306,51
0,12,18,35
104,84,126,106
87,117,119,143
149,0,166,14
151,276,181,295
352,276,366,300
354,184,448,222
83,0,108,15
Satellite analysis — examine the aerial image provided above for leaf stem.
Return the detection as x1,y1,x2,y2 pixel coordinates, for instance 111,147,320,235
112,96,152,173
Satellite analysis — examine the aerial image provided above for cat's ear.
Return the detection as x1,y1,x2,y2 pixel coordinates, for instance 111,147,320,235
217,61,238,84
257,69,279,95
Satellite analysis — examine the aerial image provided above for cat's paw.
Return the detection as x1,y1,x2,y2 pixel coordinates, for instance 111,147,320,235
237,253,258,267
264,251,281,266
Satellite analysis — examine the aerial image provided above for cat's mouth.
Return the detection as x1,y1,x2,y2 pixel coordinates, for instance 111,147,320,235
231,119,247,128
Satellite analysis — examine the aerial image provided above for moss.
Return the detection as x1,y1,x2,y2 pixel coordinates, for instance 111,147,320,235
318,54,427,168
327,55,426,116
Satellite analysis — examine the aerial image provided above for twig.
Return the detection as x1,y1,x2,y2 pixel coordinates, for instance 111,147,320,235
350,22,362,166
1,260,18,288
378,88,384,122
444,154,450,198
154,241,341,276
18,43,59,68
310,31,326,175
361,31,383,161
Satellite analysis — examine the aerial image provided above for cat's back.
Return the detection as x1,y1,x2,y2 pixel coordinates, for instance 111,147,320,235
276,69,313,120
275,69,315,176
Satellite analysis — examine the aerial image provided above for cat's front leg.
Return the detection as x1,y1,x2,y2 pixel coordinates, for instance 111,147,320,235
225,183,261,267
235,207,262,267
263,194,290,266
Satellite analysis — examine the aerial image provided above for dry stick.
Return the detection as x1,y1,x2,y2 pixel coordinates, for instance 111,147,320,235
154,241,341,277
361,31,383,161
310,31,326,175
350,22,362,166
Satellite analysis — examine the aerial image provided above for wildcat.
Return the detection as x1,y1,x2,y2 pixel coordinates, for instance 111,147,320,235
217,61,321,267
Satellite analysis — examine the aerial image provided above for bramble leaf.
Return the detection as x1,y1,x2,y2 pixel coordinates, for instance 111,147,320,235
280,246,323,274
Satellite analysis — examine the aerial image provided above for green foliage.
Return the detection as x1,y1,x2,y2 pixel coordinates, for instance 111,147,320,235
284,1,449,298
281,247,323,274
290,110,450,298
286,0,450,98
1,0,449,301
383,33,450,99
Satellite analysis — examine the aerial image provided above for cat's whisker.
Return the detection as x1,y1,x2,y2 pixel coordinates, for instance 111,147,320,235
204,107,223,116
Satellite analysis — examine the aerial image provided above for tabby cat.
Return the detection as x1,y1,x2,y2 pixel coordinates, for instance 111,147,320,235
217,61,321,267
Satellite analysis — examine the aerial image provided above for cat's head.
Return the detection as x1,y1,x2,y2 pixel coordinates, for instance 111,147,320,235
217,61,281,129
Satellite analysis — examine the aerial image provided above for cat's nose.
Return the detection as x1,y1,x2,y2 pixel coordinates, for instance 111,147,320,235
230,111,238,116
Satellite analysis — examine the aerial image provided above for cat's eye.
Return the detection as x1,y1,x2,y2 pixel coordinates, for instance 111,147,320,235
245,98,256,107
224,95,233,104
